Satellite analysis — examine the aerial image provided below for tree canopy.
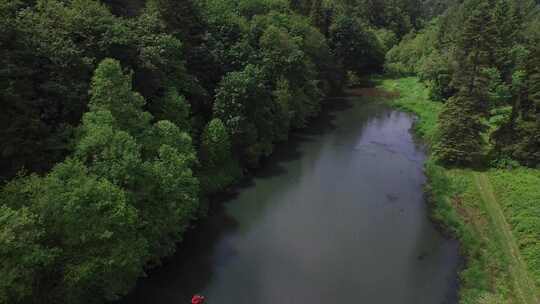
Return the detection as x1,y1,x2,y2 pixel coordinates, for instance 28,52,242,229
386,0,540,166
5,0,536,303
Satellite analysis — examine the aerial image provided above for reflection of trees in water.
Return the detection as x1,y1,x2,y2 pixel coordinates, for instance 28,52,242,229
119,98,351,304
120,96,460,304
118,203,239,304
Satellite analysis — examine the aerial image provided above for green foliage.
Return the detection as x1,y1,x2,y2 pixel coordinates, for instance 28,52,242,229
35,160,146,303
353,0,416,36
237,0,290,19
491,47,540,166
200,2,338,167
84,58,199,261
0,206,55,304
201,119,233,168
421,50,454,101
425,163,510,304
384,13,460,101
199,118,241,193
372,28,398,53
259,24,303,80
527,47,540,122
488,106,513,131
253,12,327,124
75,110,142,187
384,21,439,74
2,0,478,303
424,160,465,235
488,169,540,286
309,0,325,33
435,95,486,165
386,0,540,168
139,144,199,259
0,0,194,179
379,77,442,142
272,78,293,133
484,68,512,108
153,87,192,132
0,57,201,303
89,59,152,137
0,0,119,178
214,64,277,166
450,1,496,111
329,14,384,74
1,159,146,304
150,0,205,44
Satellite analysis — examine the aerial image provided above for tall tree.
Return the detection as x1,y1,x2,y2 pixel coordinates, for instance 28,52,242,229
492,0,520,79
435,0,497,164
329,14,385,74
199,118,241,193
83,58,199,260
450,0,497,113
214,64,279,166
526,46,540,122
89,58,152,138
435,95,486,165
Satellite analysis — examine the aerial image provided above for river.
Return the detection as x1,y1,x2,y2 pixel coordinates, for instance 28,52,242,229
122,95,460,304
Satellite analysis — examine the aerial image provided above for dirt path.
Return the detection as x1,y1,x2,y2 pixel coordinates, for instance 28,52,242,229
473,173,539,304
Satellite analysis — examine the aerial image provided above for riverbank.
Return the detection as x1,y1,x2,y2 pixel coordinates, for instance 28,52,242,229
378,77,540,304
121,84,461,304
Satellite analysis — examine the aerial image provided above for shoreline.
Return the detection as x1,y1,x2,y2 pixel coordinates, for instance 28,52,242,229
377,76,540,304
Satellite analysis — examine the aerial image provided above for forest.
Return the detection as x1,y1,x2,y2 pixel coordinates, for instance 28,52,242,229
0,0,539,303
386,0,540,167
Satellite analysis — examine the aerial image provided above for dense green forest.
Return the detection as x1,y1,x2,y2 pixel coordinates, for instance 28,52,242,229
0,0,538,303
0,0,430,303
386,0,540,167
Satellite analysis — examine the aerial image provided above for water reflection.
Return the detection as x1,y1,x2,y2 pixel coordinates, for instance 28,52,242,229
121,97,459,304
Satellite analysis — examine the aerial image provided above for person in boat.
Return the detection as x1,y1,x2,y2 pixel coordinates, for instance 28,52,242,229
191,295,205,304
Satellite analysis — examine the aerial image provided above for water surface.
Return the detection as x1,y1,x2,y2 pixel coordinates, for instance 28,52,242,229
123,97,460,304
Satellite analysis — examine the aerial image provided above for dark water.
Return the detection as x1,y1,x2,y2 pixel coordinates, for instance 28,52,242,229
122,97,460,304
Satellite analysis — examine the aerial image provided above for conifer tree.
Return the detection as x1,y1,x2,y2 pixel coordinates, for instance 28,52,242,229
492,0,519,78
436,0,495,164
527,46,540,123
515,45,540,165
435,95,486,165
451,0,497,113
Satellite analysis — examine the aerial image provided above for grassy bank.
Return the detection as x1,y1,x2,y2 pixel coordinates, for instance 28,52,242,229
378,77,540,303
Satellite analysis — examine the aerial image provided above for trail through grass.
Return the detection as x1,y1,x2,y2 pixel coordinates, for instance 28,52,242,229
473,173,539,304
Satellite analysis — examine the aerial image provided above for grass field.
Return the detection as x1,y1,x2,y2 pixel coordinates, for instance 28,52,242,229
377,77,540,304
487,170,540,289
